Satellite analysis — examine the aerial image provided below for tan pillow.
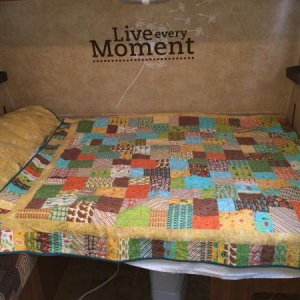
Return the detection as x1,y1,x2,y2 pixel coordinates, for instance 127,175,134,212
0,105,60,190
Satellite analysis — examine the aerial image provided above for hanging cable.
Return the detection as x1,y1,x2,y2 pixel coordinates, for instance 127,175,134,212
115,61,146,109
78,263,120,300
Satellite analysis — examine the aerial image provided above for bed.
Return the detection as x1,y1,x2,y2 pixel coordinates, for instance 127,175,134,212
1,106,300,299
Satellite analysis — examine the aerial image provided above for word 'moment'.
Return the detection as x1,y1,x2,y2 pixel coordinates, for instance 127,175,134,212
90,26,194,58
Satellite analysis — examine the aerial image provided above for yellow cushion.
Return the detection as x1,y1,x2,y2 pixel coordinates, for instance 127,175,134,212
0,106,59,190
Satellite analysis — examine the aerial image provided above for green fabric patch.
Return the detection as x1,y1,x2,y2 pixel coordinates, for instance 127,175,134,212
34,185,62,198
68,160,94,168
170,177,185,189
50,207,68,221
248,159,272,172
128,239,141,259
116,206,150,227
77,120,94,133
175,241,188,260
236,244,250,266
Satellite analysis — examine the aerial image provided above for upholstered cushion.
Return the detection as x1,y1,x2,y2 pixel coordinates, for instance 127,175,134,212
0,106,59,190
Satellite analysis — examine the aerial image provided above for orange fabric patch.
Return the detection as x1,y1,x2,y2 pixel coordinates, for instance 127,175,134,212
291,201,300,220
77,154,96,160
24,165,40,177
62,177,87,191
125,185,150,198
193,215,220,229
206,153,226,160
131,159,156,169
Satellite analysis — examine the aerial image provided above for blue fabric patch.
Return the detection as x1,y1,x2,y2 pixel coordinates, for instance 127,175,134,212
235,183,260,193
148,191,170,198
184,176,212,189
217,198,236,212
289,179,300,189
136,133,157,139
81,133,104,144
164,241,176,258
199,117,215,129
169,158,189,171
210,171,232,178
56,158,70,168
102,138,119,146
93,118,108,127
254,212,274,233
253,172,277,179
185,136,202,145
6,183,27,195
261,189,281,197
130,168,144,177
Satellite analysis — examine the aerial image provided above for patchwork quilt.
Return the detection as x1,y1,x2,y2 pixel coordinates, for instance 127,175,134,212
0,114,300,268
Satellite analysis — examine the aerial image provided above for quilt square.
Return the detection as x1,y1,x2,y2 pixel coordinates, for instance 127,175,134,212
193,198,218,216
193,215,220,229
96,196,123,214
125,185,150,199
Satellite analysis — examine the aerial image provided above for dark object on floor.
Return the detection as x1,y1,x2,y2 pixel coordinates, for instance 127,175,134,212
0,71,7,84
286,66,300,85
0,254,37,300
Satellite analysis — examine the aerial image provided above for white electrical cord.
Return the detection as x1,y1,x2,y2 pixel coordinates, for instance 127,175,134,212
115,61,146,109
78,263,120,300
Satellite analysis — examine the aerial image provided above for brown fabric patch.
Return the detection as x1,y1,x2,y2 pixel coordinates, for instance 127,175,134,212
113,177,129,187
236,137,256,145
132,154,150,160
224,150,246,160
106,125,118,134
26,198,46,209
90,139,102,146
152,240,165,258
96,196,123,214
238,193,264,201
193,198,218,216
112,159,131,165
61,148,81,160
179,116,199,126
261,245,275,264
193,151,206,159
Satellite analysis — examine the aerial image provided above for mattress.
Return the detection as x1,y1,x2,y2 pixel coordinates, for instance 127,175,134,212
1,112,300,274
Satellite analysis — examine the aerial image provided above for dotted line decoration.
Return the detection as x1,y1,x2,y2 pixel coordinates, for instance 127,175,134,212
92,57,194,63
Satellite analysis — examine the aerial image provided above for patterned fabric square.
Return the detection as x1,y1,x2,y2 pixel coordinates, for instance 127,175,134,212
219,210,255,231
62,177,88,191
193,215,220,229
193,198,218,216
167,205,192,229
224,150,245,160
150,210,167,227
125,185,150,199
96,196,123,214
254,212,274,232
179,116,199,126
67,201,95,223
189,164,209,177
217,198,236,212
269,207,300,233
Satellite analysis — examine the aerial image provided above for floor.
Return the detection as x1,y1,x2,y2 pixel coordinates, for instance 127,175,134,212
54,258,300,300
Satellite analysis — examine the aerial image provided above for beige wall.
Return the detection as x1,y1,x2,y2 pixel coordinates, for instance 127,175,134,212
0,0,299,116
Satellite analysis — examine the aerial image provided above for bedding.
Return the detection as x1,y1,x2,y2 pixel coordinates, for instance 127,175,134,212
0,112,300,270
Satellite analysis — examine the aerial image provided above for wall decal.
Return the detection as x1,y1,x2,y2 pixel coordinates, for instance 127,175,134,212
88,0,217,109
